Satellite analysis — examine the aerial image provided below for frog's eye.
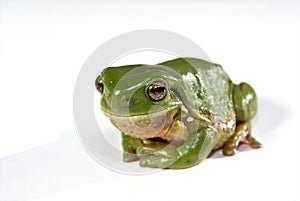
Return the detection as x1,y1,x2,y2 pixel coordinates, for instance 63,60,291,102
147,81,167,101
95,75,103,94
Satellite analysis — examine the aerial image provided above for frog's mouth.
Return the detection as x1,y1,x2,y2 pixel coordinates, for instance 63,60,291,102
102,106,179,140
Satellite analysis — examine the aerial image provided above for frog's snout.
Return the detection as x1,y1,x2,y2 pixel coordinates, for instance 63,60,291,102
95,75,103,94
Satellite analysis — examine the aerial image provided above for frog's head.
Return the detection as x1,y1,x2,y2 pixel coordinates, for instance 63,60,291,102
95,65,182,139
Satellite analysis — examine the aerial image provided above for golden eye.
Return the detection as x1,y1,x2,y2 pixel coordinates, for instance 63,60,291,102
95,75,103,94
147,81,167,101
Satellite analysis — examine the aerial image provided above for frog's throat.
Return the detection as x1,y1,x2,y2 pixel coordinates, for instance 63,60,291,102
103,106,179,140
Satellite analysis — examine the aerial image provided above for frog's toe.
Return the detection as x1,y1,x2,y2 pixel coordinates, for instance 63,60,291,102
222,147,236,156
139,154,176,168
123,152,139,162
246,135,262,149
136,146,157,155
139,155,159,168
249,141,262,149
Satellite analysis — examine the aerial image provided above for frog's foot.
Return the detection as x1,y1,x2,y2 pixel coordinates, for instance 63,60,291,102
138,147,178,168
223,121,262,156
123,152,139,162
122,135,170,163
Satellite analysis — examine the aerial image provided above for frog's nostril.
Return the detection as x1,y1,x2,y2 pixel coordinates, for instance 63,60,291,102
95,75,103,94
124,97,130,104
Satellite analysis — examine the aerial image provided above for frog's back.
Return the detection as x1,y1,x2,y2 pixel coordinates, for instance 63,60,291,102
158,58,236,147
158,57,228,81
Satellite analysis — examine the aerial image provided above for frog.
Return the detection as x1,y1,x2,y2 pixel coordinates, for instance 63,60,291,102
95,57,261,169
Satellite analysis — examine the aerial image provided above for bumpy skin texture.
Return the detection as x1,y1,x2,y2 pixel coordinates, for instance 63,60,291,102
97,57,261,169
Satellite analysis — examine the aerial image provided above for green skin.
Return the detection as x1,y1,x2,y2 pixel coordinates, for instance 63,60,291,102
97,58,261,169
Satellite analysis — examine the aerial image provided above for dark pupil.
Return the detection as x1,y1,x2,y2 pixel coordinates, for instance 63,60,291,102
152,86,165,93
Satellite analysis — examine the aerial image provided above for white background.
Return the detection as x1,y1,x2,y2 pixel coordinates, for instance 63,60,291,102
1,0,300,201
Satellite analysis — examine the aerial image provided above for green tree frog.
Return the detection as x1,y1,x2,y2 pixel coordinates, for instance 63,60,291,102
95,58,261,169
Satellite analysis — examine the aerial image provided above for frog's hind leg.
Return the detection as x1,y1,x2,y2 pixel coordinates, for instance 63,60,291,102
223,82,262,156
223,122,261,156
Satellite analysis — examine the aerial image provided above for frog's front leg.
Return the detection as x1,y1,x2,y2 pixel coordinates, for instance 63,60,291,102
122,132,143,162
139,126,218,169
223,122,262,156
